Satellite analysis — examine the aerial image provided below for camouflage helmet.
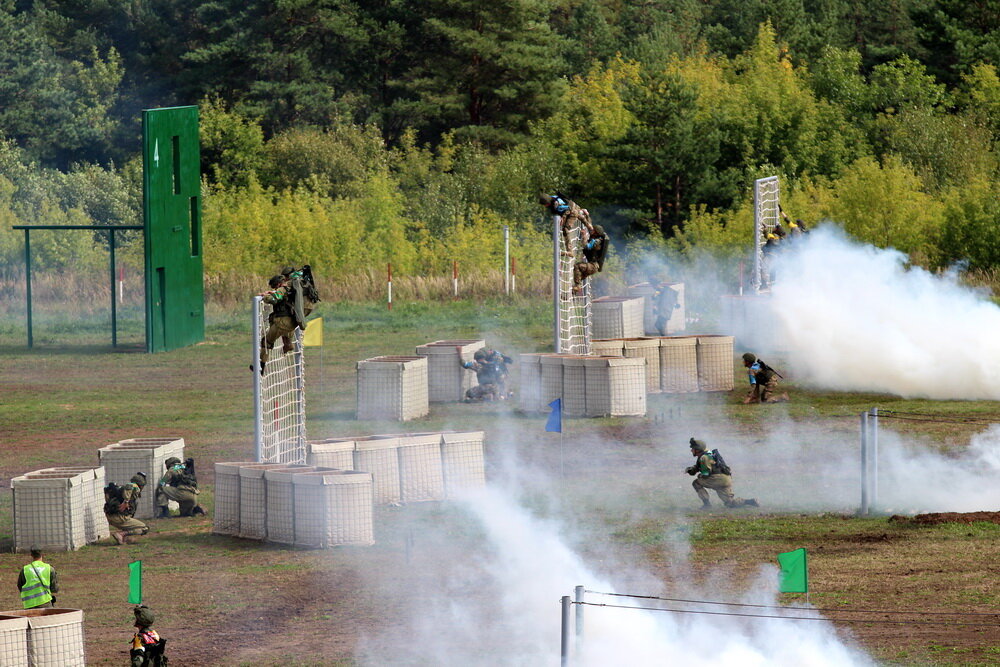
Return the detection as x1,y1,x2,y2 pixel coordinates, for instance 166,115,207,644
538,193,554,206
473,348,488,361
131,472,147,488
689,437,707,452
280,265,296,276
133,604,155,627
268,275,284,289
592,225,605,236
742,352,757,365
165,457,181,468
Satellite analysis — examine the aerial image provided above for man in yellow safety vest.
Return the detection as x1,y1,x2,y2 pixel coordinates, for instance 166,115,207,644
17,547,59,609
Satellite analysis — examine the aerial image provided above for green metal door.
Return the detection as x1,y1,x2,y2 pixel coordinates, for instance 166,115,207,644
143,106,205,353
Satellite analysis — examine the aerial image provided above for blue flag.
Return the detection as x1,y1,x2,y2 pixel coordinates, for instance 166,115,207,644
545,398,562,433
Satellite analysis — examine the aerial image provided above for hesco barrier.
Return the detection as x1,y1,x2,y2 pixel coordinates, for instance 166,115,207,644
0,608,85,667
353,436,402,505
265,466,319,544
0,613,28,667
517,354,543,413
592,296,644,339
589,338,624,357
212,461,256,536
12,472,89,552
98,437,184,519
38,468,109,543
561,356,588,417
292,470,375,547
238,464,310,540
583,356,647,417
415,339,485,402
658,336,700,393
440,431,486,498
356,356,429,421
623,338,660,394
396,433,446,503
539,354,568,407
305,439,357,469
696,335,735,392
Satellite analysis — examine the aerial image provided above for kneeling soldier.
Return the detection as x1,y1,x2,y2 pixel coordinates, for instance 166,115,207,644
685,438,758,510
105,473,149,545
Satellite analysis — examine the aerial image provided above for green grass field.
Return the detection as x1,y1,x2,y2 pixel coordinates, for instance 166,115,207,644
0,297,998,665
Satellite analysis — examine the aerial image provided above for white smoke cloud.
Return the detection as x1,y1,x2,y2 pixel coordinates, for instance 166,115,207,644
767,225,1000,400
355,481,871,666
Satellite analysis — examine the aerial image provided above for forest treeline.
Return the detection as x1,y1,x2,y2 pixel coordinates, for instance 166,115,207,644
3,0,1000,288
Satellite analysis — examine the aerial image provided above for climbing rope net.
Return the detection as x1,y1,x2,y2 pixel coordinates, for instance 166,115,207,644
252,296,307,464
554,212,592,355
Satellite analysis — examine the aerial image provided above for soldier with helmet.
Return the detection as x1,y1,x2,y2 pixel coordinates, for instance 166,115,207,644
741,352,788,404
572,223,610,295
255,264,321,373
460,347,513,402
685,438,758,510
155,457,205,518
105,472,150,545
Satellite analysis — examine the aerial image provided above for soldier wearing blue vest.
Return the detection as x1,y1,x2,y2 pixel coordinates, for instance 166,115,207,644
17,547,59,609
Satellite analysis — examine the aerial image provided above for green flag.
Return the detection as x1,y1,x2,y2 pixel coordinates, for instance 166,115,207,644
128,560,142,604
778,548,808,593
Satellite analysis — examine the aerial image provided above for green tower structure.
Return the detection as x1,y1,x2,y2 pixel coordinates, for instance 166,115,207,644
143,106,205,353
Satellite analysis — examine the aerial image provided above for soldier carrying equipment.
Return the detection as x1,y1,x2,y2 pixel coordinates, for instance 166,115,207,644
684,438,758,510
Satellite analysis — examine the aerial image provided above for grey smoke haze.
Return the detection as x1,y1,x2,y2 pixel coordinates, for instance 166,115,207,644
768,226,1000,400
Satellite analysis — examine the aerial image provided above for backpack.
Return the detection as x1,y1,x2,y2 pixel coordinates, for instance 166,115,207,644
756,359,781,382
710,449,732,476
103,483,128,515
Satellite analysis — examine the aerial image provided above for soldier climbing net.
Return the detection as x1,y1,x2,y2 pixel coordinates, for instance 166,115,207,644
752,176,780,293
553,213,592,354
252,296,307,464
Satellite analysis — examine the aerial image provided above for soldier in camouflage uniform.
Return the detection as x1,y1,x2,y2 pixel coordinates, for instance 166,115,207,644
155,457,205,518
460,349,501,401
685,438,758,510
742,352,789,403
256,265,321,372
106,473,150,545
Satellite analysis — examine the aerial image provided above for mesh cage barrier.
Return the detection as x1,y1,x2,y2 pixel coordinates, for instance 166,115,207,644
623,338,661,394
590,339,625,357
695,335,736,391
397,434,446,503
0,615,28,667
356,357,429,422
27,468,109,543
583,357,647,417
658,337,700,393
305,439,357,469
555,216,592,354
12,474,87,553
253,296,307,464
265,467,318,544
440,431,486,497
98,438,184,519
237,464,301,540
592,297,645,340
293,471,375,547
517,354,544,413
561,357,588,417
212,461,255,536
539,354,567,408
353,437,402,505
753,176,780,293
415,340,485,402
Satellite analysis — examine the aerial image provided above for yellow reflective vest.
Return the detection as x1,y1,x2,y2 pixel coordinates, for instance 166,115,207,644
20,561,53,608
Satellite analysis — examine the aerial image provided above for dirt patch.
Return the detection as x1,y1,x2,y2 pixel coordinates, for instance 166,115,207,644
890,511,1000,525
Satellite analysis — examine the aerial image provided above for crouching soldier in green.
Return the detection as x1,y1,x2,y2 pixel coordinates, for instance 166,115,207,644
105,473,150,545
685,438,758,510
155,457,206,518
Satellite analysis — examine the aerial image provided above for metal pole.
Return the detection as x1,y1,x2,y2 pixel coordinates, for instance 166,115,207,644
109,229,118,347
252,296,263,462
24,230,32,348
560,596,571,667
553,216,561,353
504,225,510,295
453,260,458,298
574,585,584,654
860,411,868,515
295,327,306,463
511,257,517,294
870,407,878,510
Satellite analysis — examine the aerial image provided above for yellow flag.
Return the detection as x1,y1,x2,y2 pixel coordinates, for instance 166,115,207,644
302,317,323,347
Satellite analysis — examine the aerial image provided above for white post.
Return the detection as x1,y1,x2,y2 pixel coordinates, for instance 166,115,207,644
453,260,458,298
504,225,510,295
252,296,263,462
870,407,879,509
860,411,868,515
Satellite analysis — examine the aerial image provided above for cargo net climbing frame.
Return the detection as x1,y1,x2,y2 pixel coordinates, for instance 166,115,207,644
554,213,592,354
752,176,780,293
252,295,307,464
